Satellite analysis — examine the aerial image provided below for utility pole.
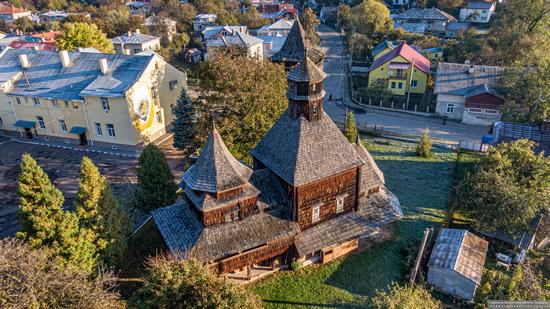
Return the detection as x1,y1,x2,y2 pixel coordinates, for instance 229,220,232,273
410,227,432,285
406,58,415,110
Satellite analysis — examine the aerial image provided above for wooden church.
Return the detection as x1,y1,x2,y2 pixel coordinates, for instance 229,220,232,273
150,20,402,278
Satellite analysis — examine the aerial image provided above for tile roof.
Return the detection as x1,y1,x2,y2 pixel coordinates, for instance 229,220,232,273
434,62,502,94
294,187,402,255
0,4,29,14
368,42,430,74
112,32,160,45
8,41,56,51
271,19,323,64
287,56,327,82
182,126,253,193
394,8,456,21
251,110,364,186
0,49,153,100
428,228,488,284
151,198,300,262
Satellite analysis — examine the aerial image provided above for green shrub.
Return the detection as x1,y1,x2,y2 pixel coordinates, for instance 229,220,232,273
290,260,303,271
416,128,432,158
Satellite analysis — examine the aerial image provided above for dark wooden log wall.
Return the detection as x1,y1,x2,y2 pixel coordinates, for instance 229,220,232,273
209,236,294,275
203,196,257,226
294,168,357,230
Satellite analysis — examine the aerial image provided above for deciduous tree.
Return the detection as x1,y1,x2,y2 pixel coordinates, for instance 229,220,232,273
343,0,393,37
137,144,177,212
196,51,287,162
0,238,121,308
56,22,114,53
134,255,262,308
459,139,550,236
300,7,320,46
371,283,441,309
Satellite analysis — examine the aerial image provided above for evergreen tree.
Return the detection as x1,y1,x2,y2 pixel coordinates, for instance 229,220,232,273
75,156,131,267
344,111,358,143
416,128,432,158
16,154,97,273
98,182,131,266
172,89,198,152
75,157,105,231
16,153,64,248
137,144,177,212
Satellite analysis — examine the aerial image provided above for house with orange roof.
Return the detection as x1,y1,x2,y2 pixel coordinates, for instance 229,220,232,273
0,2,31,23
31,31,61,42
367,42,430,96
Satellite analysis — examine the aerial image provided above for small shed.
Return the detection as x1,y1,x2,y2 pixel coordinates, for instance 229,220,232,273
427,228,488,301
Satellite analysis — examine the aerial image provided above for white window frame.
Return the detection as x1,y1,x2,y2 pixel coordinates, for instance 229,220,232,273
101,97,110,112
59,119,67,132
336,194,347,213
411,80,418,88
37,116,45,129
445,103,455,114
95,123,103,136
107,124,116,138
50,99,58,108
483,109,498,115
33,98,40,106
468,108,482,114
312,204,320,223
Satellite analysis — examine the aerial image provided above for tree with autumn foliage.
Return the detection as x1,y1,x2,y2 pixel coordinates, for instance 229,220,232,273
300,7,320,46
196,50,287,162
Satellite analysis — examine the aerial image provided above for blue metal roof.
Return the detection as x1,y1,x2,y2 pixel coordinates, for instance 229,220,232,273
371,40,396,57
0,49,154,100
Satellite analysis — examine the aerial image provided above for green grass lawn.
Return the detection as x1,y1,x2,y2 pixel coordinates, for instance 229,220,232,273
252,137,477,308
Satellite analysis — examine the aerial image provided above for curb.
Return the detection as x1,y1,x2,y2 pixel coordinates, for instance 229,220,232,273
9,137,140,158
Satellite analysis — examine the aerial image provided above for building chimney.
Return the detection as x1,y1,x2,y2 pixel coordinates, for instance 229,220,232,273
123,49,130,55
19,54,30,69
99,58,108,75
135,28,140,34
59,50,70,67
127,31,132,36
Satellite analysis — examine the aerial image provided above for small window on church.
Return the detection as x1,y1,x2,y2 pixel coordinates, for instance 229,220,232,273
297,82,308,96
336,195,345,213
312,204,320,223
224,212,232,222
312,104,318,117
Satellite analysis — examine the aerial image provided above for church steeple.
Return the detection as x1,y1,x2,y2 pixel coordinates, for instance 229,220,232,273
287,56,327,121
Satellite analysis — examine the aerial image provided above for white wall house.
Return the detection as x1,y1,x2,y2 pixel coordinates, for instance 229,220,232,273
434,62,504,126
112,30,161,55
459,0,496,23
193,14,217,32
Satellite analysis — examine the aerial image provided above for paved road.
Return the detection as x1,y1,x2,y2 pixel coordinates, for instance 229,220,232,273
317,24,489,143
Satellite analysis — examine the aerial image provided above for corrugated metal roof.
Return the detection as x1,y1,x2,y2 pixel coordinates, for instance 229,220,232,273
394,8,456,21
112,32,160,45
434,62,503,94
428,228,488,284
0,49,153,100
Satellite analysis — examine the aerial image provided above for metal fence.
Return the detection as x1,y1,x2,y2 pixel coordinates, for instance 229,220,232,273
459,140,489,152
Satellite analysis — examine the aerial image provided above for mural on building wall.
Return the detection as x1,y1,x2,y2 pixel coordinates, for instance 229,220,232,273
129,86,154,132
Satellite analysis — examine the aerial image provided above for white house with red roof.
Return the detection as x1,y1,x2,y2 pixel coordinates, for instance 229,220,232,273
367,42,430,96
0,2,31,23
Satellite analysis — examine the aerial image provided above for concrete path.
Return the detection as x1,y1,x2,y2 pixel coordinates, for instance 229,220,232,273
317,24,489,143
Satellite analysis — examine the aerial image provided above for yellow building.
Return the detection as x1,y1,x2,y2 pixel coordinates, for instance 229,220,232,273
0,49,186,150
367,42,430,96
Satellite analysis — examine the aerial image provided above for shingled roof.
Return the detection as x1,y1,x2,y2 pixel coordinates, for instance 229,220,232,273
287,56,327,82
270,19,323,64
152,198,299,262
354,136,385,191
295,187,402,256
182,126,252,193
428,229,488,284
251,110,364,186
